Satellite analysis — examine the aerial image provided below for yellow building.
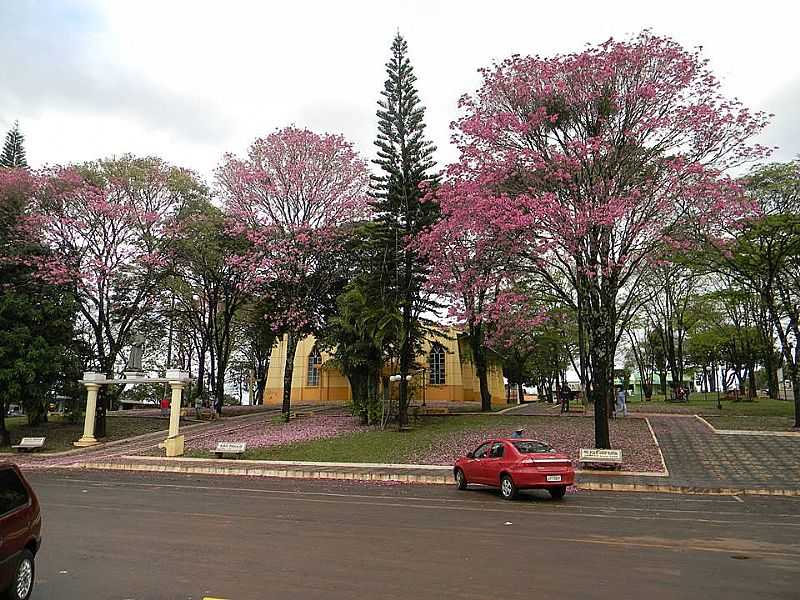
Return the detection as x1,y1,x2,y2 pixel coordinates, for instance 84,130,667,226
262,327,507,406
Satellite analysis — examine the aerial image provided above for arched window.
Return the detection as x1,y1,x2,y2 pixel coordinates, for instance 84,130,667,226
307,346,321,386
429,344,446,385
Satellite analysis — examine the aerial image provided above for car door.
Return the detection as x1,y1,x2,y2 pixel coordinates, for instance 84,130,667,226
463,442,492,484
0,466,32,588
481,441,507,487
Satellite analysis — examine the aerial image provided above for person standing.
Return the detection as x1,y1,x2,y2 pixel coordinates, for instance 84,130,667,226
615,386,628,417
194,394,203,419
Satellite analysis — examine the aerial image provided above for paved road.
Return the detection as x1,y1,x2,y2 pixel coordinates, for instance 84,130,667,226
25,471,800,600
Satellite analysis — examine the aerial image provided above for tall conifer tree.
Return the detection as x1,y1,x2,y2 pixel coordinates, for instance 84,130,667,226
371,33,439,426
0,121,28,168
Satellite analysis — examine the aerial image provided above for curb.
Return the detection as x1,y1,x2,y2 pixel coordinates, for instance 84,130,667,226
76,461,453,485
116,455,454,471
71,460,800,497
645,417,670,476
576,481,800,497
112,455,668,478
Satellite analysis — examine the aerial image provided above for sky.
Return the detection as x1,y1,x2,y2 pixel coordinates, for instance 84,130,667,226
1,0,798,182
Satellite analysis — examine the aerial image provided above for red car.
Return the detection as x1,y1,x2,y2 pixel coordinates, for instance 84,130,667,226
454,438,575,500
0,463,41,600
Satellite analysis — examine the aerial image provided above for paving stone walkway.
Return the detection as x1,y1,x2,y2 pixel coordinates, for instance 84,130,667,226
579,415,800,492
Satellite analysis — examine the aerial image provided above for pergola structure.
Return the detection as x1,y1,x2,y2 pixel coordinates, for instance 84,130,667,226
74,369,191,457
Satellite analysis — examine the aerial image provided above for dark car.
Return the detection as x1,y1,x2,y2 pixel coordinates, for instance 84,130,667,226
0,464,41,600
454,438,576,500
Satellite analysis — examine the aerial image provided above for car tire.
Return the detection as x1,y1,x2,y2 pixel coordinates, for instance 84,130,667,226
3,549,35,600
500,474,517,500
549,486,567,500
454,468,468,490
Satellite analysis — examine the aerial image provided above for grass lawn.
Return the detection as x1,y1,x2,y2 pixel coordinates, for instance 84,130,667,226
628,393,795,417
705,415,798,432
187,414,664,472
0,415,171,453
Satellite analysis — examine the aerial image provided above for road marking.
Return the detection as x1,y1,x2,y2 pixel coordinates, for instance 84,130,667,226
733,495,744,503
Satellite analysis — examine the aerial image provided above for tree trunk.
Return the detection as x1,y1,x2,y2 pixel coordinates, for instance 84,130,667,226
589,344,612,449
281,332,299,419
215,360,226,415
0,403,10,447
516,382,525,404
397,293,414,428
586,287,613,449
195,345,207,400
255,360,268,406
469,322,492,412
747,363,757,399
765,352,779,399
94,360,115,438
790,367,800,429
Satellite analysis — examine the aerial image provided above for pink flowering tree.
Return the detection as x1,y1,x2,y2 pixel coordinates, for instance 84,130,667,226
217,127,370,417
24,156,203,436
418,182,529,411
441,32,769,446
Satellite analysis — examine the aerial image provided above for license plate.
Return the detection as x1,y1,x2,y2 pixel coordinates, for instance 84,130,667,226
546,475,562,482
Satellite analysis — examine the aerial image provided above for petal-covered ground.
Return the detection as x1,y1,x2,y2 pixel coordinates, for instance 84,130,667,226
409,417,665,473
181,412,664,474
185,415,369,451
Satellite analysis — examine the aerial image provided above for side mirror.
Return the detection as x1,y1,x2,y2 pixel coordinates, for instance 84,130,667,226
466,451,475,459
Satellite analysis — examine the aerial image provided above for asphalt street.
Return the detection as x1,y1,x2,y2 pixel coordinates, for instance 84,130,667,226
22,470,800,600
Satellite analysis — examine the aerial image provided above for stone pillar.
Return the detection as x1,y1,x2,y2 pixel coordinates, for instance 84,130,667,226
164,370,188,457
75,373,103,447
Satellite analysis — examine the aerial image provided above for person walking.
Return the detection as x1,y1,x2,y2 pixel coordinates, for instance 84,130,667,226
160,396,169,418
194,394,203,419
560,387,571,414
615,386,628,417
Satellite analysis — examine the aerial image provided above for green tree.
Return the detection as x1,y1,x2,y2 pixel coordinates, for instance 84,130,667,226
700,161,800,425
170,198,253,413
0,121,27,169
0,170,75,443
371,33,439,424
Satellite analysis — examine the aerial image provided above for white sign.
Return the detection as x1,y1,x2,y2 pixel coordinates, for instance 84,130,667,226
216,442,247,453
579,448,623,462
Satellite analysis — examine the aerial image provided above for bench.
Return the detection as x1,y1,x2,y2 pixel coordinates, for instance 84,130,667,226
214,442,246,459
12,437,46,453
578,448,623,470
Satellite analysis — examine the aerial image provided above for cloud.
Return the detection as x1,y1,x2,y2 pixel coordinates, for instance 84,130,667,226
0,1,231,145
759,78,800,162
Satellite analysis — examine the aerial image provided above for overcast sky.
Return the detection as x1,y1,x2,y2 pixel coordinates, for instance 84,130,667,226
1,0,797,181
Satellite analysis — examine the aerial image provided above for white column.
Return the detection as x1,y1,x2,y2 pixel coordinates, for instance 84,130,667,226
164,370,189,457
168,380,185,439
75,375,102,447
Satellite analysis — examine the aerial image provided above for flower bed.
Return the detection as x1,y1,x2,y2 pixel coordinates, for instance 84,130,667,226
409,417,664,473
185,415,368,452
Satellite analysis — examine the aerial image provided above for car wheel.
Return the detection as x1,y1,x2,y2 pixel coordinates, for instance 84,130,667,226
549,486,567,500
454,468,468,490
3,549,35,600
500,475,517,500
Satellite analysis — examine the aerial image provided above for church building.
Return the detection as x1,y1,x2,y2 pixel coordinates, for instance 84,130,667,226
262,326,506,407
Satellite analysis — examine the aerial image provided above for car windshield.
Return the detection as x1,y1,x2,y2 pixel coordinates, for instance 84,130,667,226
512,441,553,454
